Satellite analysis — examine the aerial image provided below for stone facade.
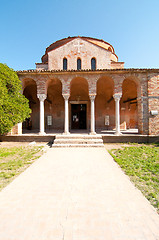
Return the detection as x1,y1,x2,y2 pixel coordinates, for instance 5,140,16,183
13,36,159,136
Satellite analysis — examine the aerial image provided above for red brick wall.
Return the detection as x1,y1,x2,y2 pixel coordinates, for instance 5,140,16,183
148,75,159,135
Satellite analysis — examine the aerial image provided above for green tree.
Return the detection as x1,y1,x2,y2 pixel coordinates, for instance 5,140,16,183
0,63,31,135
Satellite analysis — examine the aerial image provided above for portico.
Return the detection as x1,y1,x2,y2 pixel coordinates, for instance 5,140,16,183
11,36,159,138
19,71,137,136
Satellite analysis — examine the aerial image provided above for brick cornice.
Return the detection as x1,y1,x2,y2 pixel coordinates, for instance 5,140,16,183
17,68,159,76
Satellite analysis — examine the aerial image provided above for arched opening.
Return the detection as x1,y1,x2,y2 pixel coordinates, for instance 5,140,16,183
70,77,89,130
77,58,81,70
23,79,39,132
45,78,64,132
108,47,112,52
96,77,114,131
121,78,138,131
91,58,96,70
63,58,67,70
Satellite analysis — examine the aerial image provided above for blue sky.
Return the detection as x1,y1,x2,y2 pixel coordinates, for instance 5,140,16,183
0,0,159,70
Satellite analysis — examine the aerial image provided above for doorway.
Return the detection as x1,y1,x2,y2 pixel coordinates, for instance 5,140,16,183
71,104,87,129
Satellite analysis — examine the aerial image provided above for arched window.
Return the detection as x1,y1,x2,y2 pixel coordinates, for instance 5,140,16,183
91,58,96,70
77,58,81,70
108,47,112,52
63,58,67,70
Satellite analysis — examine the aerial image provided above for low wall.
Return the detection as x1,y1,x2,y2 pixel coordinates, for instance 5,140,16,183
0,134,159,144
102,135,159,143
0,135,56,143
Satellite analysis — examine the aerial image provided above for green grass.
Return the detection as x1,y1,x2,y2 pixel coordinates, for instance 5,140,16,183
0,146,43,190
109,144,159,213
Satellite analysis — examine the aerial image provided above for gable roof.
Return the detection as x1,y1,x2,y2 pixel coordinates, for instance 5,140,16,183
41,36,116,63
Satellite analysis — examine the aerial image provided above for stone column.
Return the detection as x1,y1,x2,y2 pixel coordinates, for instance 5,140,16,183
63,94,70,134
89,94,96,134
17,122,22,135
37,94,46,135
113,94,122,135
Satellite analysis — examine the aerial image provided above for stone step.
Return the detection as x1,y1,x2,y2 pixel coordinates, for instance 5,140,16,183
54,139,103,144
52,143,104,148
53,134,104,147
55,134,102,139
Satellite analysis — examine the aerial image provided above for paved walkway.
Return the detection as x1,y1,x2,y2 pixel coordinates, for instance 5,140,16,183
0,147,159,240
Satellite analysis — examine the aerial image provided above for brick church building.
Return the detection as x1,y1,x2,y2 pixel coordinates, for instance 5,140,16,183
16,36,159,137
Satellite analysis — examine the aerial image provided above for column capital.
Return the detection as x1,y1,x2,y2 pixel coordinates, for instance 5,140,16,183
62,94,70,100
113,94,122,101
37,94,46,102
89,94,96,101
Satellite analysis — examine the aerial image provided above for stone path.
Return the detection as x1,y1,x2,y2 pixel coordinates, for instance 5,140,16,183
0,147,159,240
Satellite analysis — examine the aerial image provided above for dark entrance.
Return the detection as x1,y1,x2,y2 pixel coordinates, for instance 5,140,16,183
71,104,87,129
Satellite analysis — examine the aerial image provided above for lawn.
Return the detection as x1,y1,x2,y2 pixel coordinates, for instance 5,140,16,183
109,144,159,213
0,146,44,190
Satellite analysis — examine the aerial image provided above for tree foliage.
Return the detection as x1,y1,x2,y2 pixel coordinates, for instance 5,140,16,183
0,63,31,135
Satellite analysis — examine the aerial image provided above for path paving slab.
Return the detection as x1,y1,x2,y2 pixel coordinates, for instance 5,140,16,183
0,147,159,240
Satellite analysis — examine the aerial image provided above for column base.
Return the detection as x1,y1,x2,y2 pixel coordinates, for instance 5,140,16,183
114,132,122,136
89,132,96,135
39,132,46,136
63,132,70,135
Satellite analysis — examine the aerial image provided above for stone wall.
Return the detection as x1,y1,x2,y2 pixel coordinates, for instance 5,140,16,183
136,74,149,135
148,74,159,135
9,123,22,135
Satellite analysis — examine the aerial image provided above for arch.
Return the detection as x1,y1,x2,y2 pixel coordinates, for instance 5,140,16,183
121,78,138,130
22,79,39,132
77,58,81,70
22,78,37,92
91,58,96,70
96,76,115,130
45,77,63,94
45,78,64,131
120,75,140,93
63,58,67,70
70,77,89,101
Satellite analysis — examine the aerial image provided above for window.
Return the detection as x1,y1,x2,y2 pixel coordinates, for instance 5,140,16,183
77,58,81,70
108,47,112,52
91,58,96,70
63,58,67,70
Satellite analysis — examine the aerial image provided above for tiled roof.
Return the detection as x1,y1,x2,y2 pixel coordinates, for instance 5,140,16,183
17,68,159,74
